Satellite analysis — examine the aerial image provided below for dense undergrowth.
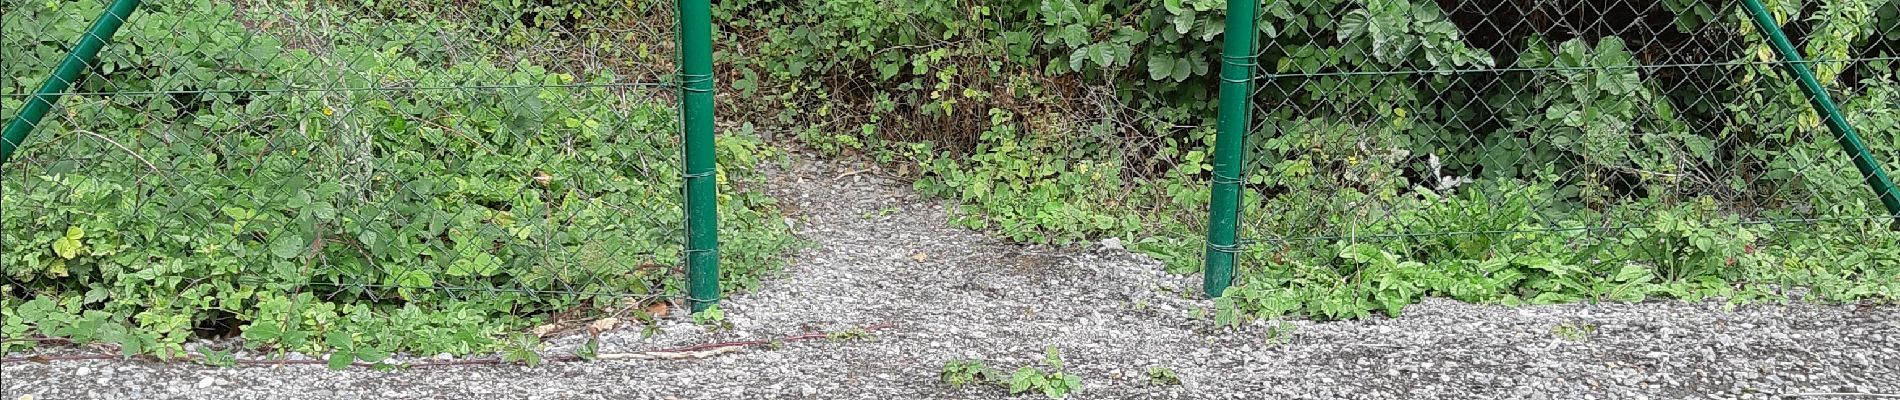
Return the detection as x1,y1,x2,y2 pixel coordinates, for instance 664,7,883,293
3,0,1899,362
1,0,794,361
707,0,1900,322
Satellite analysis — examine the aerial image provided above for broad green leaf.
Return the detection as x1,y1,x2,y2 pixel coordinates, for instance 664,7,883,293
1148,55,1175,80
1613,265,1653,283
396,270,433,289
447,253,502,277
355,347,390,364
270,235,307,259
327,352,354,370
52,236,82,259
1337,11,1369,40
326,331,352,349
243,321,282,342
1010,368,1039,393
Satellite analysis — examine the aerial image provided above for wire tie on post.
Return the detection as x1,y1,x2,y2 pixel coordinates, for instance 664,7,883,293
678,72,714,93
1206,241,1244,255
1210,170,1246,185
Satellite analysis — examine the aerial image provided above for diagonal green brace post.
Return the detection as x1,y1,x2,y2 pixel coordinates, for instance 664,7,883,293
1,0,142,166
1739,0,1900,221
677,0,721,311
1204,0,1259,298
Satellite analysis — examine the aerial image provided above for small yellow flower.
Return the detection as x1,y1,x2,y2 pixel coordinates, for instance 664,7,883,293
322,107,334,116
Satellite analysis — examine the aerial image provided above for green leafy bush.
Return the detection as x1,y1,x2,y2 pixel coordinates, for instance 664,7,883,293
1,0,792,358
708,0,1900,320
7,0,1900,358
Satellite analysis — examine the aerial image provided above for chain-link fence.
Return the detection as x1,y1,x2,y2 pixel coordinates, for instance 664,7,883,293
9,0,1900,360
1206,0,1900,317
2,0,737,354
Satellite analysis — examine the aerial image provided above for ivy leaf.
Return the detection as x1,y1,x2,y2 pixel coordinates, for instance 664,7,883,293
52,228,84,260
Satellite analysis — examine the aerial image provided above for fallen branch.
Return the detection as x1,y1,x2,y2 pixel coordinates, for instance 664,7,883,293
833,168,874,180
594,346,743,361
74,130,165,178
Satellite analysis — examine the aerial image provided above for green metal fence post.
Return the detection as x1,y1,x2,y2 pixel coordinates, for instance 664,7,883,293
0,0,142,166
1739,0,1900,220
1204,0,1259,298
678,0,720,311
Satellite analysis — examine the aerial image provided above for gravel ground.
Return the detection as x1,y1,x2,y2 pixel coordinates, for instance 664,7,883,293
4,152,1899,400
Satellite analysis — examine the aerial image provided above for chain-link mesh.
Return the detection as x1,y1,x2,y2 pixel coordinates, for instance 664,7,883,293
1,0,697,343
1230,0,1900,315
